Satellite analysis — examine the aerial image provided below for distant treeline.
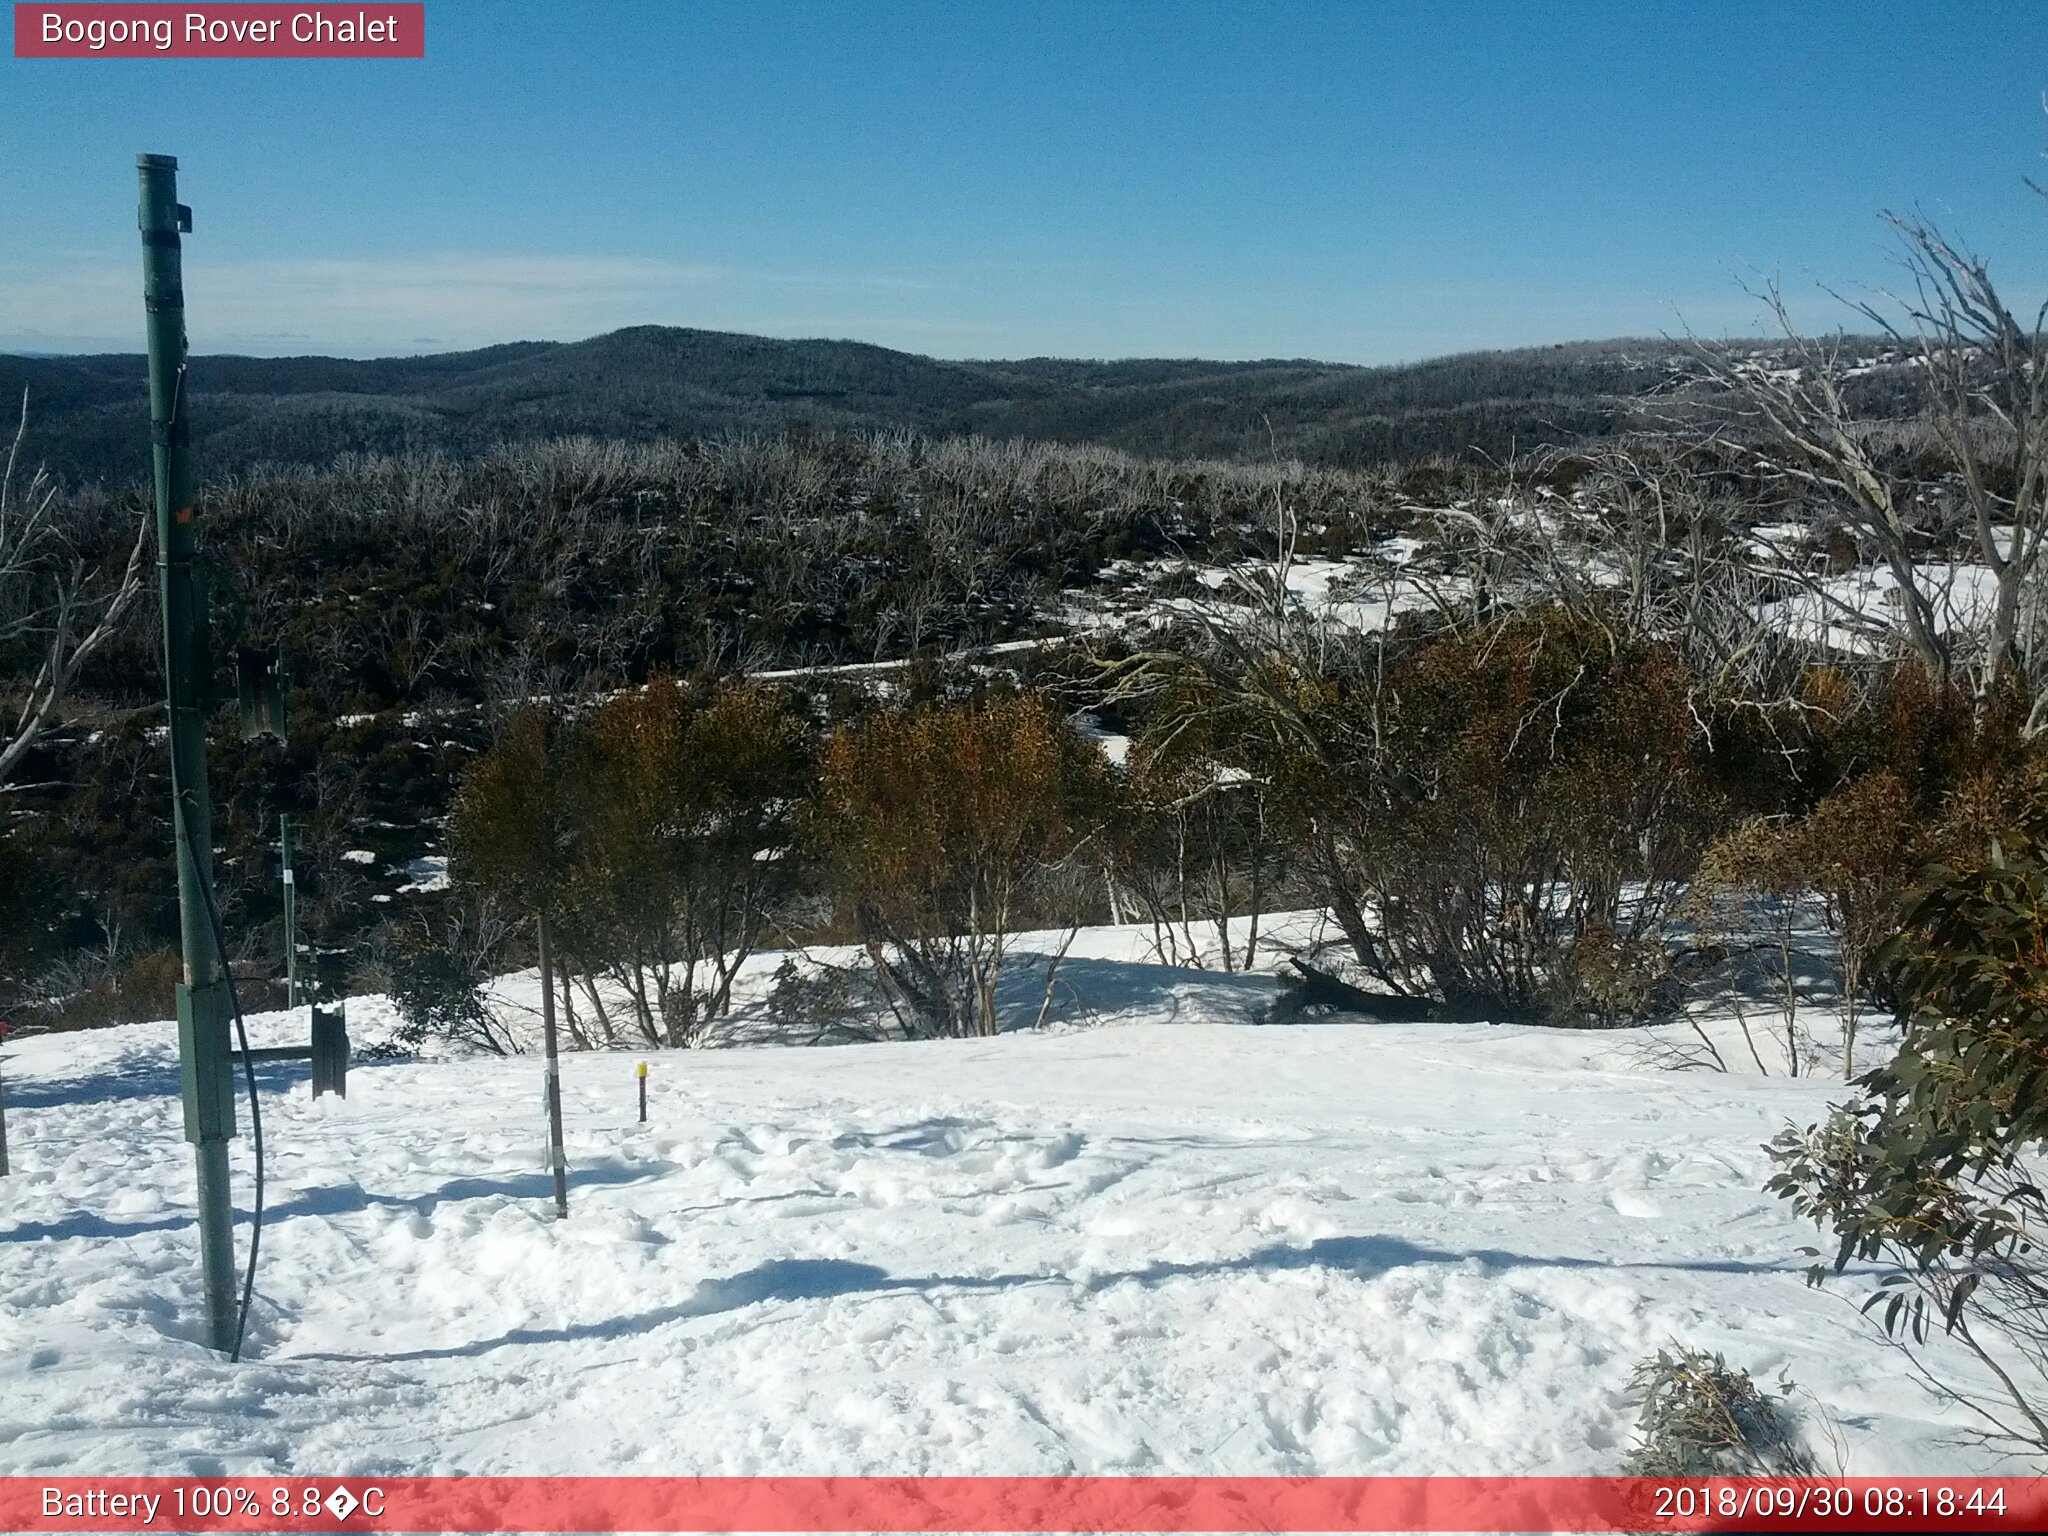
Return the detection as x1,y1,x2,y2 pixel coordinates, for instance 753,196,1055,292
0,326,1914,484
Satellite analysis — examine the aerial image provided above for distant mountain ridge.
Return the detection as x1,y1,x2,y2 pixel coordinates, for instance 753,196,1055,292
0,325,1727,484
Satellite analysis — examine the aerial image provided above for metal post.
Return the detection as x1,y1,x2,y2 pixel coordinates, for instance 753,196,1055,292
281,814,299,1010
637,1060,647,1124
140,153,238,1354
538,913,568,1218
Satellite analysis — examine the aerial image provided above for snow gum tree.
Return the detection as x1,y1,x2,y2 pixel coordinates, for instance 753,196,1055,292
1687,660,2034,1075
446,705,576,1040
1768,787,2048,1460
1101,671,1282,972
450,706,572,913
1349,611,1721,1021
1690,773,1925,1080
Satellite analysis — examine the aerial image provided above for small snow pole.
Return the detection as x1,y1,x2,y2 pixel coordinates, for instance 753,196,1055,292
637,1060,648,1124
0,1019,12,1177
538,912,569,1218
279,815,299,1008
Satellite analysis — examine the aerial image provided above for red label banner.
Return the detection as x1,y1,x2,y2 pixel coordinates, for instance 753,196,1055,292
13,4,423,58
3,1477,2048,1533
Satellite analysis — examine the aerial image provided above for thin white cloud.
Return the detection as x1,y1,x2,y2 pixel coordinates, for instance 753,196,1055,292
0,253,733,355
0,251,998,357
4,250,1975,364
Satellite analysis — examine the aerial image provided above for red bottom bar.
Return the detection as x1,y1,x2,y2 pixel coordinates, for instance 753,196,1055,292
6,1476,2048,1534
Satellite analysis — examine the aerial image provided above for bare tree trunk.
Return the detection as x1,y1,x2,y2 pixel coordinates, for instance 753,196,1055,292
1032,927,1079,1032
1243,802,1267,972
560,961,587,1051
579,973,619,1046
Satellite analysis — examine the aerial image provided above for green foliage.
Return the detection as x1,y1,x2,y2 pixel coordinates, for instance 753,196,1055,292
1774,837,2048,1271
1621,1347,1816,1477
1766,788,2048,1456
387,920,510,1056
1880,851,2048,1174
449,707,572,912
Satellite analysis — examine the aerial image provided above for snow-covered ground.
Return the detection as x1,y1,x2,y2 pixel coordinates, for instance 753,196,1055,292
1759,559,2004,654
0,922,2014,1478
1062,543,1449,646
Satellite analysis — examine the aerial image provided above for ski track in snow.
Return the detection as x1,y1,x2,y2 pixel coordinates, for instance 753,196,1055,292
0,954,2015,1477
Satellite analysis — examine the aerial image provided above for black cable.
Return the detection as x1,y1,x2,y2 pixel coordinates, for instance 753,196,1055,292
180,788,264,1364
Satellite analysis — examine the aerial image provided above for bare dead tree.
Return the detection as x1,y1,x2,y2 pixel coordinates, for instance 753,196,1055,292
0,391,151,788
1692,215,2048,726
1463,445,1826,712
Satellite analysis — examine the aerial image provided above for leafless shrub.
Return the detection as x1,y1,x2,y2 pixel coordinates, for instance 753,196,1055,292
0,392,150,787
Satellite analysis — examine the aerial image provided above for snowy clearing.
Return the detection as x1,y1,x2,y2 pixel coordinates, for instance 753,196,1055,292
0,926,2018,1478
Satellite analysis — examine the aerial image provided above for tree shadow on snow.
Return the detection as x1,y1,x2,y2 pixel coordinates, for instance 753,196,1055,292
991,952,1277,1029
720,952,1281,1044
2,1050,304,1110
262,1161,667,1222
286,1256,907,1363
0,1209,197,1244
0,1159,669,1246
289,1236,1805,1366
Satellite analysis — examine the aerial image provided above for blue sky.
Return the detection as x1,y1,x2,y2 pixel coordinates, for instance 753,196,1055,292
3,0,2044,361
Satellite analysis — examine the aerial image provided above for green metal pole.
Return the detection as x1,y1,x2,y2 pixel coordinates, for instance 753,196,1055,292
140,154,238,1355
281,814,299,1009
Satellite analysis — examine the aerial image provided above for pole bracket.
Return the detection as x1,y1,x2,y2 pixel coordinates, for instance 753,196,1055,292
176,980,236,1144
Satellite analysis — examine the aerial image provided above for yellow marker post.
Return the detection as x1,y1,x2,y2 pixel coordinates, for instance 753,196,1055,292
637,1061,648,1124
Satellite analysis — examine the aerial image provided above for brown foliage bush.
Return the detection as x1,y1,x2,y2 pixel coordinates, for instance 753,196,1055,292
1287,608,1726,1022
814,691,1104,1037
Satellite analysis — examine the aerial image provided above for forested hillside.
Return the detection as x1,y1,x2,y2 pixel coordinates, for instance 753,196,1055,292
0,328,1817,483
